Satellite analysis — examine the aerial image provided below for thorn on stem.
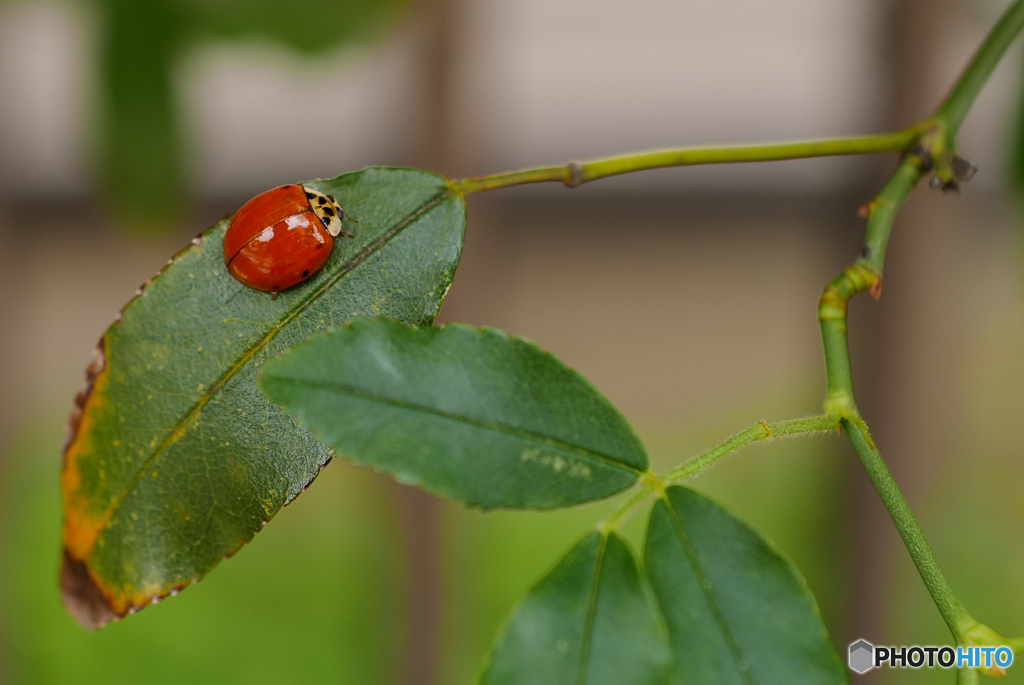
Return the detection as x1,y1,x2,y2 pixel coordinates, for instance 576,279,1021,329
870,278,883,299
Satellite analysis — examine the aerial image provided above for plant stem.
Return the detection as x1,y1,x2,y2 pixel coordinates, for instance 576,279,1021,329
857,155,927,274
842,415,975,639
600,479,659,531
933,0,1024,136
816,151,928,415
454,1,1024,197
958,666,980,685
815,152,973,637
461,0,1024,654
662,415,840,483
812,0,1024,641
454,129,922,193
818,264,880,414
600,415,840,531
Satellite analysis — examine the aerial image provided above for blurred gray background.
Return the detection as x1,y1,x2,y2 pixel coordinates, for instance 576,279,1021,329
1,1,1023,684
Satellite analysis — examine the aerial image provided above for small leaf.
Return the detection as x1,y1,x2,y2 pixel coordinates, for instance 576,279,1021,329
259,320,647,509
60,167,465,629
644,486,846,685
480,531,672,685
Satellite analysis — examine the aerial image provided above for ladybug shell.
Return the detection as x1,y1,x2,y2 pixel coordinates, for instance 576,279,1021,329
224,184,334,292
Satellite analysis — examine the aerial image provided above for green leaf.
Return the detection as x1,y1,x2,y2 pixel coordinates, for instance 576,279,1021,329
258,320,647,509
480,531,672,685
60,167,465,629
644,486,846,685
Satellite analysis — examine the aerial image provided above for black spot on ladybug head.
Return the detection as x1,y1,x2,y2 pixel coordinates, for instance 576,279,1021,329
323,206,335,216
305,192,316,202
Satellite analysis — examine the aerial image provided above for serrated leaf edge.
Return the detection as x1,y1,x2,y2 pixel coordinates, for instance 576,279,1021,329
60,173,458,627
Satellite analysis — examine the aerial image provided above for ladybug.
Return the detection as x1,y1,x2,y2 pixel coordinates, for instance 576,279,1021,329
223,184,353,292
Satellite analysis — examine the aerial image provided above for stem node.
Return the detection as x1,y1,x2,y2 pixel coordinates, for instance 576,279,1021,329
564,162,583,188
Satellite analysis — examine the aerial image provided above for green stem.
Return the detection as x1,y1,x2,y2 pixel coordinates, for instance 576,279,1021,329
454,0,1024,197
958,666,980,685
600,415,840,531
857,155,927,274
455,129,922,193
811,0,1024,640
818,264,880,414
815,153,971,638
600,479,659,531
464,0,1024,654
663,415,840,483
933,0,1024,136
842,416,975,639
817,153,926,414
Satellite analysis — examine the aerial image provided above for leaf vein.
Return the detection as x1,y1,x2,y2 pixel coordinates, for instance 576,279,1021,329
575,532,609,685
267,376,644,476
93,185,455,536
662,496,755,685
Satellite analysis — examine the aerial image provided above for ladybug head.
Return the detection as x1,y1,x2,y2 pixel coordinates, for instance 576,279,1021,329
302,186,346,237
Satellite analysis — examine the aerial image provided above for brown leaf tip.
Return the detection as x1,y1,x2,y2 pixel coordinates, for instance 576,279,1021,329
60,549,121,630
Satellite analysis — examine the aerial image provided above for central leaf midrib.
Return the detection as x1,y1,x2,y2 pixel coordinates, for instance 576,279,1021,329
663,497,755,685
575,532,609,685
268,377,644,475
98,185,454,535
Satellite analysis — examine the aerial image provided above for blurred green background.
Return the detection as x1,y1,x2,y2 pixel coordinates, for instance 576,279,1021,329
1,1,1024,684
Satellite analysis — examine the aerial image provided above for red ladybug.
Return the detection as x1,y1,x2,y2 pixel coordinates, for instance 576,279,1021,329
223,184,352,292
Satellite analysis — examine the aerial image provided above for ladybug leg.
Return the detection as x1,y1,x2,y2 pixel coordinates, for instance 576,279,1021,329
337,208,356,237
271,291,279,300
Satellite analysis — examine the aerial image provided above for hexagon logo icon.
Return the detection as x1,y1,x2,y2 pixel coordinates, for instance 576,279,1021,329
849,639,875,674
